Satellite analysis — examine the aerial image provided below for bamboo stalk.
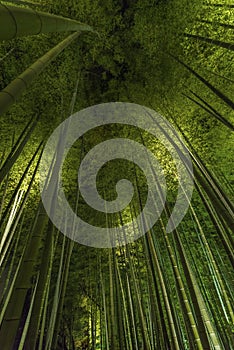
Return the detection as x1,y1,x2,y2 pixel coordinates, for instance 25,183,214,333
0,32,80,116
184,33,234,51
0,3,93,41
169,54,234,110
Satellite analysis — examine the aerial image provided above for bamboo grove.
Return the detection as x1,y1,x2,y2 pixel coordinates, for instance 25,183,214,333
0,0,233,349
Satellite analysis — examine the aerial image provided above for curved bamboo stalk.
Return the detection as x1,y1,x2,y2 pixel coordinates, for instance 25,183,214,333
0,3,93,41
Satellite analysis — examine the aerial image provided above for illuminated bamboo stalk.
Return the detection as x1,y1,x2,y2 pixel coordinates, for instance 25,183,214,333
24,222,55,349
25,70,81,350
112,246,126,349
38,232,57,350
0,32,81,116
126,272,139,350
0,243,27,326
162,117,234,232
0,67,80,347
147,231,181,350
115,254,133,350
133,166,185,349
143,135,223,349
119,216,152,349
0,199,48,348
45,234,66,350
52,238,74,348
17,274,39,350
0,189,24,255
138,130,210,349
130,204,174,348
195,181,234,265
0,141,42,230
189,186,234,323
99,256,110,350
0,215,22,303
108,249,118,349
0,144,43,268
173,226,223,350
0,117,38,183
